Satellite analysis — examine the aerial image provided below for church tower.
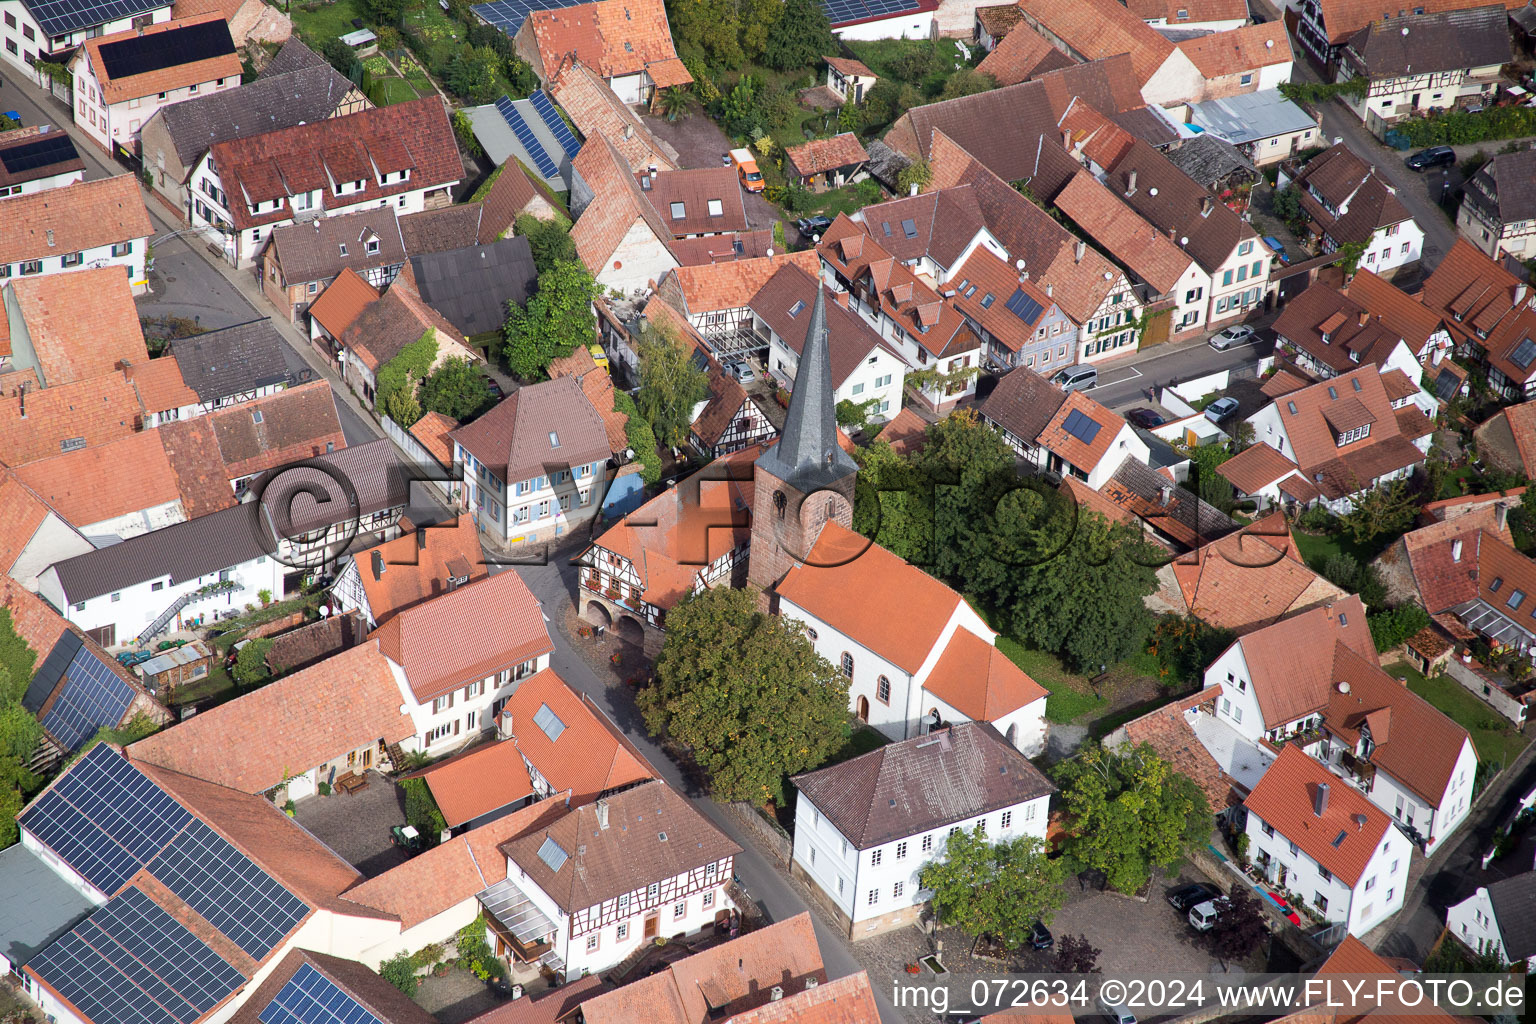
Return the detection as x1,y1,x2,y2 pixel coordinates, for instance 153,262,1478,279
748,283,859,592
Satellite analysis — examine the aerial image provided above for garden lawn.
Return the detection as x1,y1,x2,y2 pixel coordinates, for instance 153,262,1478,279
1291,527,1393,572
844,37,976,95
288,0,362,48
996,637,1107,724
809,183,867,219
370,76,420,105
1386,661,1530,768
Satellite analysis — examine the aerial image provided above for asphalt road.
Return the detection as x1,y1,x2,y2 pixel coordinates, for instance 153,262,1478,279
1088,330,1276,413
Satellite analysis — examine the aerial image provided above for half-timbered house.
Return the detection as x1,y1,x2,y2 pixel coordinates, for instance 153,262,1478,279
165,319,293,413
652,252,821,361
482,779,739,977
643,298,777,458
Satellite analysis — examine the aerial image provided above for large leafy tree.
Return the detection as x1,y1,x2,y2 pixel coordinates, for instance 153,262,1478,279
421,358,493,420
668,0,745,67
638,587,849,803
501,260,597,381
514,214,577,273
920,827,1066,949
1052,743,1212,894
447,45,501,104
761,0,834,71
0,610,40,849
1340,478,1419,544
636,323,708,449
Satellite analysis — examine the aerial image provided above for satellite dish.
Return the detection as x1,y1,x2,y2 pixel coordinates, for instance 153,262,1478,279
1015,258,1026,270
766,248,774,257
1149,187,1159,196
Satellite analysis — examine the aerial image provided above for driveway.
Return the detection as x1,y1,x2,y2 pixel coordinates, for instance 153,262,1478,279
1048,871,1225,976
640,110,785,232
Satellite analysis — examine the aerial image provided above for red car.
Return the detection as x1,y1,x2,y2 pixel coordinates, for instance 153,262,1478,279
1266,891,1302,926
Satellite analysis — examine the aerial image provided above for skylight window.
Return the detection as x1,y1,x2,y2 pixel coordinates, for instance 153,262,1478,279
1491,576,1504,593
252,409,264,424
1327,386,1338,399
533,702,566,742
1509,589,1526,611
1331,830,1348,848
1287,401,1298,414
901,218,918,239
788,300,806,318
549,431,560,447
670,201,685,219
980,293,995,309
1351,378,1362,392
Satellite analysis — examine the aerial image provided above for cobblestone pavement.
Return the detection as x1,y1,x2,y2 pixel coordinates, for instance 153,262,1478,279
414,969,512,1024
290,770,410,878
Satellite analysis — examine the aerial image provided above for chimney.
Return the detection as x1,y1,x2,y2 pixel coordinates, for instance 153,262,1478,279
1074,240,1086,263
371,550,385,580
1313,782,1330,817
596,799,609,830
1516,283,1529,306
45,228,55,248
805,978,819,990
1046,283,1053,298
1062,128,1072,150
770,987,784,1002
909,182,919,197
17,382,25,420
1357,310,1369,326
1452,538,1463,562
622,123,633,139
1126,170,1138,196
1497,502,1510,532
1160,485,1172,506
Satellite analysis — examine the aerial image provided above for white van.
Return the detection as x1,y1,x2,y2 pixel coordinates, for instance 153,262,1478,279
1189,900,1220,932
1052,365,1098,392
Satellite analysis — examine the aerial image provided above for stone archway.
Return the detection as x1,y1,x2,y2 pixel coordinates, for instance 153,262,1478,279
615,615,646,647
585,601,613,628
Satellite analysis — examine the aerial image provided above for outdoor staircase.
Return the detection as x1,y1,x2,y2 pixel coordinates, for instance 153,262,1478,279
142,593,195,645
384,741,407,771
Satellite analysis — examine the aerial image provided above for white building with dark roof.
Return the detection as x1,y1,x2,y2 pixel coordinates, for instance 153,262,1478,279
790,721,1055,940
1445,873,1536,970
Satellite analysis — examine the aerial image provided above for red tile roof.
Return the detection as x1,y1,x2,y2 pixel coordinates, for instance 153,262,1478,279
976,25,1076,84
1052,171,1192,295
127,357,198,415
1218,441,1303,495
923,628,1047,719
371,568,553,701
1293,143,1414,248
874,407,928,456
1125,0,1247,21
128,641,415,794
308,267,379,339
0,175,151,266
156,416,237,518
946,245,1054,354
1175,21,1291,77
449,374,611,489
524,0,686,82
1036,390,1128,473
1121,692,1236,807
1170,512,1347,633
825,55,875,78
0,469,58,575
641,166,748,238
549,62,676,172
84,14,241,104
9,267,149,385
351,513,487,626
569,135,676,281
1244,745,1392,887
1274,280,1418,377
785,134,869,178
415,737,535,827
718,973,880,1024
1418,239,1524,348
1272,366,1426,499
16,429,182,528
1016,0,1175,87
1234,595,1374,729
671,251,821,315
499,667,656,807
0,373,142,466
408,410,460,468
1312,0,1523,46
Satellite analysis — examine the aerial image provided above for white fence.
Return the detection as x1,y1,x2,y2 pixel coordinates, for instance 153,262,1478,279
379,414,456,502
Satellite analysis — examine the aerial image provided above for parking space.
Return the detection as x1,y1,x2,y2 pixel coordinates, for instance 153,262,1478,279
1040,871,1225,976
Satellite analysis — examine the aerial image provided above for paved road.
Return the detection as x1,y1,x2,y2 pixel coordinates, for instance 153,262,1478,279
503,548,907,1024
1088,329,1275,413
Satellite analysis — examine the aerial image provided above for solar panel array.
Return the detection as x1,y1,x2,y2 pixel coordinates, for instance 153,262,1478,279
533,703,566,743
29,888,245,1024
26,0,160,38
1003,288,1044,326
1060,408,1102,446
528,90,580,159
258,964,387,1024
41,645,137,751
0,133,79,176
819,0,921,27
97,18,234,79
1512,336,1536,371
19,744,193,895
148,820,309,959
470,0,567,37
24,628,82,712
493,96,559,179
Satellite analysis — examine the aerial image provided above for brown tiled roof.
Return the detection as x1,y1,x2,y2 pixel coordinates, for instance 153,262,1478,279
157,416,237,518
1218,441,1301,494
207,379,345,480
265,610,366,675
478,161,556,242
1293,143,1413,246
465,976,607,1024
1312,0,1523,46
127,357,199,415
409,409,460,467
668,230,775,265
1491,401,1536,477
976,25,1076,84
307,268,379,339
975,2,1024,35
500,667,656,807
793,721,1054,849
947,247,1054,353
0,372,142,466
267,207,406,286
1480,306,1536,390
341,281,466,372
825,54,875,77
0,175,151,266
1234,595,1374,728
0,469,58,574
84,14,241,104
1419,239,1523,347
1246,746,1393,888
1471,528,1536,617
702,973,878,1024
397,203,483,257
749,264,894,387
545,343,629,452
1271,365,1424,498
1324,642,1472,806
1462,148,1536,228
1343,269,1444,349
1125,0,1247,21
129,641,414,794
549,63,676,172
581,914,825,1024
416,738,535,827
1016,0,1174,86
1052,171,1192,294
1101,457,1238,549
1101,137,1257,275
16,429,182,528
875,407,927,455
670,250,820,315
9,267,149,385
450,374,610,487
855,186,985,270
230,949,439,1024
1262,370,1311,397
372,568,553,701
210,98,460,231
647,57,693,87
642,166,749,237
339,795,570,929
352,513,487,626
785,134,869,178
1403,510,1508,612
1120,692,1235,808
1175,21,1291,77
503,779,739,912
924,628,1048,719
569,136,676,281
977,365,1067,445
1170,511,1346,633
1036,390,1127,472
1275,281,1414,376
524,0,684,81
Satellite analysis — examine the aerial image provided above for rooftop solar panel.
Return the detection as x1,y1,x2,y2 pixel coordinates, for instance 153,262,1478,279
533,703,566,743
23,627,80,713
818,0,920,25
0,133,79,176
259,964,387,1024
536,836,569,872
148,820,310,959
470,0,569,36
529,90,580,160
26,0,163,40
1061,408,1101,446
494,96,558,179
97,19,234,80
1004,288,1044,325
41,645,136,751
1512,336,1536,371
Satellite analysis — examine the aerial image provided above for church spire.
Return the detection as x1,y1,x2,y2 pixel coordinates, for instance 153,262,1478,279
756,283,859,493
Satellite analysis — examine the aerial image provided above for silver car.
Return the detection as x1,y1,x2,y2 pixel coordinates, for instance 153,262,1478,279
1209,325,1256,350
724,360,756,384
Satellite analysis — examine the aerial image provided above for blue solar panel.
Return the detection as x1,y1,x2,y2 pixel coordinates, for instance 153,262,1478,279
30,888,245,1024
1061,408,1102,445
1004,288,1044,326
818,0,919,25
41,645,136,751
259,964,388,1024
529,90,580,159
148,820,310,959
18,745,192,895
494,96,559,178
470,0,567,36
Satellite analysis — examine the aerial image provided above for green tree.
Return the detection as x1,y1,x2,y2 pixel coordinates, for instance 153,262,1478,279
501,260,597,380
447,45,501,103
835,397,878,435
1149,616,1236,687
897,157,932,196
636,321,709,449
232,638,274,687
320,37,359,76
1340,478,1419,544
1335,240,1368,274
421,358,493,419
614,390,662,484
1270,186,1303,230
739,0,785,59
656,86,690,121
380,952,418,996
669,0,745,67
376,329,439,427
1368,603,1430,651
1052,743,1212,894
359,0,408,24
761,0,835,72
939,68,996,101
1207,889,1269,968
74,713,160,763
1185,442,1234,513
0,687,41,849
452,109,483,156
638,587,849,803
920,827,1066,948
514,214,577,273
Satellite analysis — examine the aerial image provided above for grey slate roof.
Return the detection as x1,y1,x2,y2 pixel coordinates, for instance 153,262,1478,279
1166,134,1259,190
1463,149,1536,226
1486,872,1536,960
405,237,537,337
977,365,1067,447
1515,1,1536,33
251,438,412,538
167,320,293,404
1189,90,1318,147
1110,456,1240,547
863,139,912,192
791,722,1056,849
153,43,357,169
755,285,859,494
1344,5,1511,78
0,844,97,970
260,36,329,78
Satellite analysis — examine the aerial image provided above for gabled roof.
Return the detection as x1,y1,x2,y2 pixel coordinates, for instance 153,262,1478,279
825,54,876,77
1217,440,1304,494
1015,0,1176,86
1274,280,1415,376
1269,365,1426,497
853,186,985,269
977,365,1067,444
669,250,821,315
722,974,880,1024
265,206,406,284
0,126,83,190
1125,0,1247,22
545,341,629,452
402,237,538,337
1484,874,1536,961
641,166,748,237
1231,594,1374,728
784,133,869,178
413,739,536,828
1419,239,1524,345
127,357,199,416
580,914,825,1024
1342,3,1510,77
923,629,1048,719
793,722,1055,849
1175,20,1291,77
1309,0,1523,45
1243,744,1392,887
549,62,676,172
0,372,141,466
1462,148,1536,226
450,374,610,486
1118,693,1235,809
975,24,1077,85
128,641,414,794
1293,143,1415,245
1103,456,1239,549
0,175,151,266
946,246,1055,353
1036,390,1129,472
1169,511,1347,633
499,667,656,807
480,160,561,242
229,949,439,1024
372,568,552,702
1101,136,1257,274
206,378,345,480
15,429,182,529
0,468,69,576
351,513,488,625
569,135,676,282
7,266,149,386
749,264,894,388
1343,268,1444,350
523,0,687,82
307,267,379,339
82,14,240,105
20,0,165,43
166,319,292,403
501,779,740,912
1052,171,1193,295
340,278,466,372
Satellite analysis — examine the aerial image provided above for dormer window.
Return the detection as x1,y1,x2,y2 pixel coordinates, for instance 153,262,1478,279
366,238,380,255
1336,424,1370,446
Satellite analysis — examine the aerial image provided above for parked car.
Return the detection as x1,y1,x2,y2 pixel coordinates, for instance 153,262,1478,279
1098,995,1138,1024
1029,920,1054,950
1126,407,1165,429
1051,365,1098,392
1209,325,1255,350
724,360,756,384
1166,881,1221,913
1204,397,1240,423
1405,145,1456,171
1189,900,1221,932
1266,891,1302,926
795,215,832,240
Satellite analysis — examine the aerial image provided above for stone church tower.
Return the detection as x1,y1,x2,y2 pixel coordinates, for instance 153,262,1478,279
748,284,859,592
